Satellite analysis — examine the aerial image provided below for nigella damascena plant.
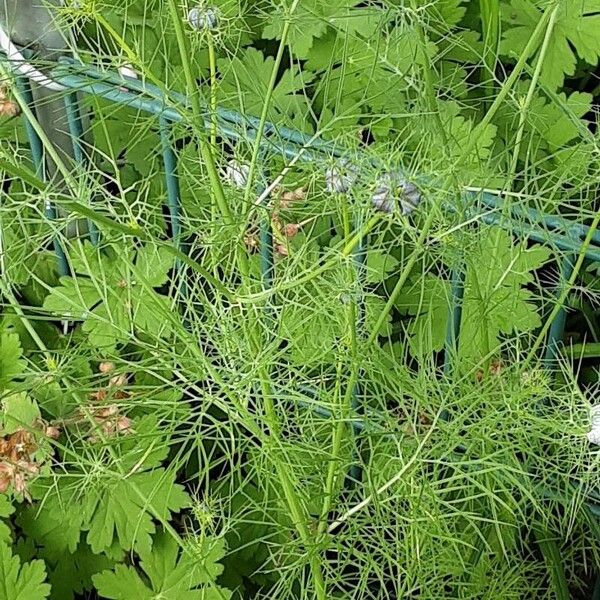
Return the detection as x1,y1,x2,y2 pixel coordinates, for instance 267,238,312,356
325,158,359,194
188,6,220,31
371,171,422,215
224,159,251,188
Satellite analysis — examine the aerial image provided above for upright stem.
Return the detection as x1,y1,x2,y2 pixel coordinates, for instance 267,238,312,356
165,0,232,228
241,0,301,218
508,4,559,182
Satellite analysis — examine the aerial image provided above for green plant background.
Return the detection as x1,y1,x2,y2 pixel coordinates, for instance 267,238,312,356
1,0,600,598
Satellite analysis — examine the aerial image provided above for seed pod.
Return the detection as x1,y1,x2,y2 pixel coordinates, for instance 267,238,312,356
188,6,220,31
371,170,421,215
0,100,20,118
325,158,359,194
99,361,115,374
225,159,250,188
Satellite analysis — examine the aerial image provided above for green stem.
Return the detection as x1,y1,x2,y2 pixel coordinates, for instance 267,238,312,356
508,4,559,182
241,0,301,217
479,0,500,104
208,36,218,158
165,1,232,227
166,0,250,280
522,212,600,369
317,196,360,537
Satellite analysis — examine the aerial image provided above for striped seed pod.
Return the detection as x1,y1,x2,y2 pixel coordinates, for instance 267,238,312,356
371,171,421,215
188,6,220,31
325,158,359,194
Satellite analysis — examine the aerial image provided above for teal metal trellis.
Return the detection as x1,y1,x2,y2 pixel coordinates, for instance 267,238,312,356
2,10,600,512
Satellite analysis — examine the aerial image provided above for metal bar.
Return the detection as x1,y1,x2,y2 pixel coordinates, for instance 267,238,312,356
4,55,599,259
16,77,70,277
63,91,99,245
159,116,182,247
544,254,576,366
479,192,600,245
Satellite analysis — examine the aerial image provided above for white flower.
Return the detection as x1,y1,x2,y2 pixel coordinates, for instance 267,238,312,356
587,405,600,445
325,158,359,194
224,159,250,188
371,171,421,215
188,6,220,31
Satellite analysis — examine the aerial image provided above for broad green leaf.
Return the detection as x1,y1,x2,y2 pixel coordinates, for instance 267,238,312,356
84,468,189,555
0,331,25,388
397,229,550,362
46,542,115,600
93,530,231,600
366,250,399,284
396,273,452,355
1,393,41,434
218,48,316,131
501,0,600,89
0,542,51,600
0,497,14,545
43,242,175,351
18,484,86,562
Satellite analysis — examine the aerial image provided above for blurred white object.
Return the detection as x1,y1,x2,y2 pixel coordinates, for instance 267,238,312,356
587,405,600,445
118,63,138,80
225,160,250,188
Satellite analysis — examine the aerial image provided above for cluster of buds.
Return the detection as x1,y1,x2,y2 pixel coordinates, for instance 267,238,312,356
271,186,308,256
84,362,134,442
0,83,20,118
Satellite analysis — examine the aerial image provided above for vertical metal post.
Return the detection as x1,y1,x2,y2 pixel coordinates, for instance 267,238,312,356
544,254,575,366
17,77,70,277
159,116,182,248
158,115,189,313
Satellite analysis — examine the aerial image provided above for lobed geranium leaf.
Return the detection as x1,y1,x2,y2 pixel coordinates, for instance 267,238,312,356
93,530,231,600
0,542,51,600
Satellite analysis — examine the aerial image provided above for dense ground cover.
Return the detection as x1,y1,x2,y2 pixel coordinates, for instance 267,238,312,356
1,0,600,598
